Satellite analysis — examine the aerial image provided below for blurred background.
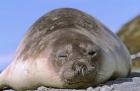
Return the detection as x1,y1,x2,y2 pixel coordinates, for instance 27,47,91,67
0,0,140,71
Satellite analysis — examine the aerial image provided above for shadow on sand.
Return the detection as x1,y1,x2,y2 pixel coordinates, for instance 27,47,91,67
105,72,140,85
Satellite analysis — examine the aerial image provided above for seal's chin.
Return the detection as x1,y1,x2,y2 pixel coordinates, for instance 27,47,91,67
63,78,96,89
61,67,97,88
64,78,95,85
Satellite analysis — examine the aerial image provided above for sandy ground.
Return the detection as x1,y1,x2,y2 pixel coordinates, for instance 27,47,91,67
3,72,140,91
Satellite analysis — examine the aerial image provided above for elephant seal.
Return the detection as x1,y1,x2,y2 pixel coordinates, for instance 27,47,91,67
117,15,140,71
0,8,131,90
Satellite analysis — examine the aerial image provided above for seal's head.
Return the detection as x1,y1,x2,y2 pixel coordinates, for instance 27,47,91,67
46,28,102,88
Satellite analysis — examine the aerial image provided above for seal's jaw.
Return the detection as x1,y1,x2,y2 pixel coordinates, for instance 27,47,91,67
58,60,98,88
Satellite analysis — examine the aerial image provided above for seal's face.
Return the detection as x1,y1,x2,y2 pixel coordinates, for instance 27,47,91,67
48,29,102,88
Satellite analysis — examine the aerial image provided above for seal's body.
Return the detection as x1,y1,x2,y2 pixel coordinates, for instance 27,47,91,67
0,8,131,90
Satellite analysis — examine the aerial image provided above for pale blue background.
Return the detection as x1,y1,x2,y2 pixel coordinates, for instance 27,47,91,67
0,0,140,71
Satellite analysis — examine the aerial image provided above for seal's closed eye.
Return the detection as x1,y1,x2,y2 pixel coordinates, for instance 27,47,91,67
57,52,68,62
88,50,96,56
58,53,68,58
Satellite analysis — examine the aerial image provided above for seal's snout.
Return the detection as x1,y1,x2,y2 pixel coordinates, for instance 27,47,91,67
73,62,87,76
72,62,95,77
62,61,96,84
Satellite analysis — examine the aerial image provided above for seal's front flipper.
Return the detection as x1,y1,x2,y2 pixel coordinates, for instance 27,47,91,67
0,72,10,90
0,73,5,90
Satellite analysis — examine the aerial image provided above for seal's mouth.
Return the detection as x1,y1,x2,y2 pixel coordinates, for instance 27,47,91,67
62,66,97,88
63,77,97,89
64,78,95,85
